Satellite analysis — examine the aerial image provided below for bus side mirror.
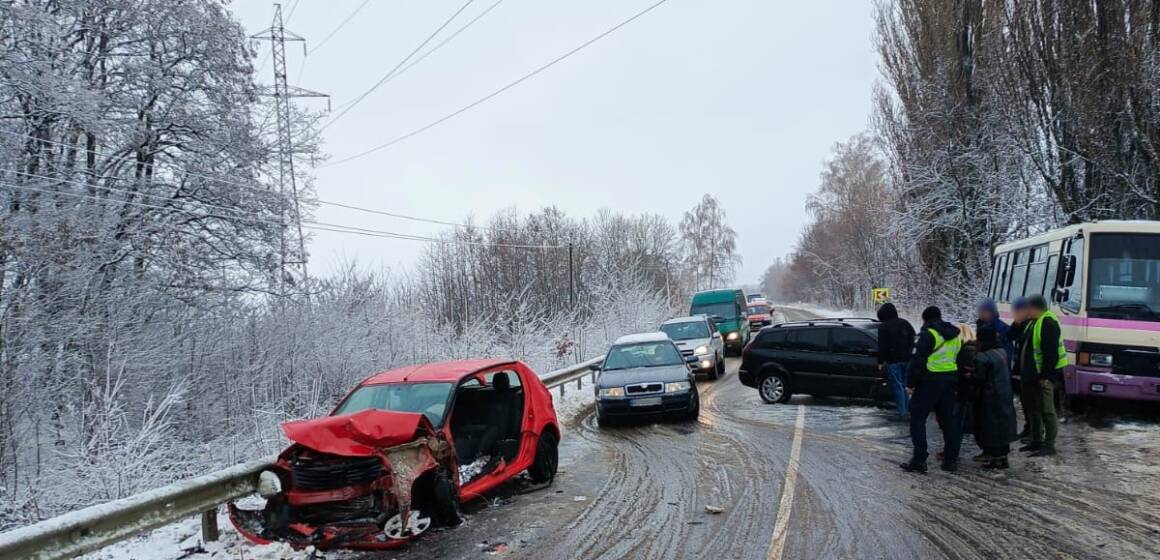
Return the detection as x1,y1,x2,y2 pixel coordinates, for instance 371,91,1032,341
1053,287,1069,303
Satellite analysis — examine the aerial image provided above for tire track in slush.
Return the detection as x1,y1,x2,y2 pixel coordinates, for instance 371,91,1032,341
527,361,794,560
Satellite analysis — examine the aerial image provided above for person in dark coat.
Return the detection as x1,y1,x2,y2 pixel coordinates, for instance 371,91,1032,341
901,306,964,473
971,324,1018,469
877,303,916,420
1006,301,1034,440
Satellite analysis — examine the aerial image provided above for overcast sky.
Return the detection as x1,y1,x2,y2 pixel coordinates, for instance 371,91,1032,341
230,0,879,283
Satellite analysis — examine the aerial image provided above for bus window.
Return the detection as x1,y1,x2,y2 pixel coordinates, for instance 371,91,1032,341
1008,250,1029,301
1045,254,1059,300
988,255,1001,299
994,253,1010,301
1025,245,1049,298
1060,235,1085,312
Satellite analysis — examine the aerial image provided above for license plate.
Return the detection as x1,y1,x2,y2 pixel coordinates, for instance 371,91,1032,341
1090,383,1106,393
630,397,663,407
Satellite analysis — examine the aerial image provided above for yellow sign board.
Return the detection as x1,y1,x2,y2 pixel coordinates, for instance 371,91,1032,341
871,288,891,304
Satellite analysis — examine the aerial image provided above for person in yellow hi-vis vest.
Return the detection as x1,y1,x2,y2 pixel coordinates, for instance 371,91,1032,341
1018,295,1066,457
900,306,965,473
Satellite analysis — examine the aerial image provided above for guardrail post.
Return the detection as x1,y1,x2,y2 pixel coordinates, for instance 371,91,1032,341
576,377,582,391
201,508,220,542
559,384,565,398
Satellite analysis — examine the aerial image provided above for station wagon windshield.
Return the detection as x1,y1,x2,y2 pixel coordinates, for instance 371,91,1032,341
334,382,454,425
660,321,710,340
603,342,683,371
1088,233,1160,322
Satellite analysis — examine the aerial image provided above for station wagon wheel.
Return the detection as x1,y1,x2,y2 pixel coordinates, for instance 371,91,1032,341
759,374,790,404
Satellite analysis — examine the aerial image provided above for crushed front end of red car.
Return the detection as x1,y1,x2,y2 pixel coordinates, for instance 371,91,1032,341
228,409,457,551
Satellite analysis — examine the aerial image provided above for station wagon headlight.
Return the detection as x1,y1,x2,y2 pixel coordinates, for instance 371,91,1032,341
598,387,625,398
726,332,740,341
694,345,710,355
1089,353,1114,367
665,381,691,393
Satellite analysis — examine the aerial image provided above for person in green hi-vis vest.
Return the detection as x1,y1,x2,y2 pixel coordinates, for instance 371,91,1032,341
900,306,965,474
1018,295,1067,457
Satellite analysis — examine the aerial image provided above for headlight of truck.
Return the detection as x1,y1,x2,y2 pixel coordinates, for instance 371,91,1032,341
665,381,691,393
694,345,710,355
1089,353,1113,367
258,470,282,498
598,387,625,398
726,332,740,341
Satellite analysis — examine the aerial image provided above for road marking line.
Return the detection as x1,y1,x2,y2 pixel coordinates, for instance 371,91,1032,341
767,404,806,560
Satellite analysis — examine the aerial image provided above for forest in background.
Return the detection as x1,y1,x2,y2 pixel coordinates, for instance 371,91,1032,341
765,0,1160,317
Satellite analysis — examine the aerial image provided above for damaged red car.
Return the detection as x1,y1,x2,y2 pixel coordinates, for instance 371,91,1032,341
228,359,561,551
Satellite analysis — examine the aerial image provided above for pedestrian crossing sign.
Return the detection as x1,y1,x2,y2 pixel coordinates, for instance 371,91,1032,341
871,288,891,304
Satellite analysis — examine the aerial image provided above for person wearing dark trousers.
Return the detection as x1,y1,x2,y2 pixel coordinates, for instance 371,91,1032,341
901,306,964,473
1020,295,1065,457
971,324,1019,469
877,302,916,421
1007,297,1032,440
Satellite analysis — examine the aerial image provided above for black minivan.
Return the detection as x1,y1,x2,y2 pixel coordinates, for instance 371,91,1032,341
739,319,892,404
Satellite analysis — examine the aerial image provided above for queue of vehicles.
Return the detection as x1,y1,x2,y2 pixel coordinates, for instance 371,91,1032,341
229,222,1160,553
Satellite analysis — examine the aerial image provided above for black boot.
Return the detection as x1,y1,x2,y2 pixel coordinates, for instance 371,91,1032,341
900,460,928,473
1019,442,1041,453
1029,445,1057,457
940,461,959,473
983,456,1009,470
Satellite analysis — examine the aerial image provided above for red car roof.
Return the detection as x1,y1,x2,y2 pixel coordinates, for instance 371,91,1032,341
360,358,518,385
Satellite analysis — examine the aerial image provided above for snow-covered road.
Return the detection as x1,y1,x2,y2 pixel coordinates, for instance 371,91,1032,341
88,307,1160,560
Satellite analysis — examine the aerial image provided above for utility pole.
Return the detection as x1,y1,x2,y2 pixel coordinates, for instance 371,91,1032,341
568,242,575,310
251,3,328,296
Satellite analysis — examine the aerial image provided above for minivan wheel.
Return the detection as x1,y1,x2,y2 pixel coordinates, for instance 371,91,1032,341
714,356,725,379
759,374,791,404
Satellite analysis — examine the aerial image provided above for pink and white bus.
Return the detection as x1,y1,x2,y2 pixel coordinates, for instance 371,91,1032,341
990,221,1160,412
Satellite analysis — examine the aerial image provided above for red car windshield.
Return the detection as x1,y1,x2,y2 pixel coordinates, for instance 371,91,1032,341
747,305,770,315
334,382,454,426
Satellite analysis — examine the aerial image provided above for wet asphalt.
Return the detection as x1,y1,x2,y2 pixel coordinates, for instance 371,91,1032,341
373,308,1160,560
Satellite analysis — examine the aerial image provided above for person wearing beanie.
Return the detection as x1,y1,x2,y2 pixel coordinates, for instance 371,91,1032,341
901,306,965,473
876,302,916,421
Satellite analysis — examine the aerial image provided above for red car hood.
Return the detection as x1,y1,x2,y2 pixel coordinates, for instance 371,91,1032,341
281,409,433,457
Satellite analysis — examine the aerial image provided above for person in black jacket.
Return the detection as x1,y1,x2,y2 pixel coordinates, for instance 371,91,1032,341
1008,297,1032,440
901,306,964,473
877,303,916,420
1020,295,1063,457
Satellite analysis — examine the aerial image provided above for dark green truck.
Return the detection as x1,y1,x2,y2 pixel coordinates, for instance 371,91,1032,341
689,289,750,355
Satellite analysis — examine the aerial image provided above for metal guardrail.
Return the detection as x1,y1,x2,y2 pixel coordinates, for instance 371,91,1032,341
0,356,606,560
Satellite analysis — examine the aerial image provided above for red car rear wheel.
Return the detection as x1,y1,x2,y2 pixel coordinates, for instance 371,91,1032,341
527,431,559,483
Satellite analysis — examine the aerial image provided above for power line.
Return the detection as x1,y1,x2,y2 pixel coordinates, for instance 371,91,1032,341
307,0,372,55
328,0,507,113
320,0,477,132
0,128,496,232
0,180,567,249
323,0,674,167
